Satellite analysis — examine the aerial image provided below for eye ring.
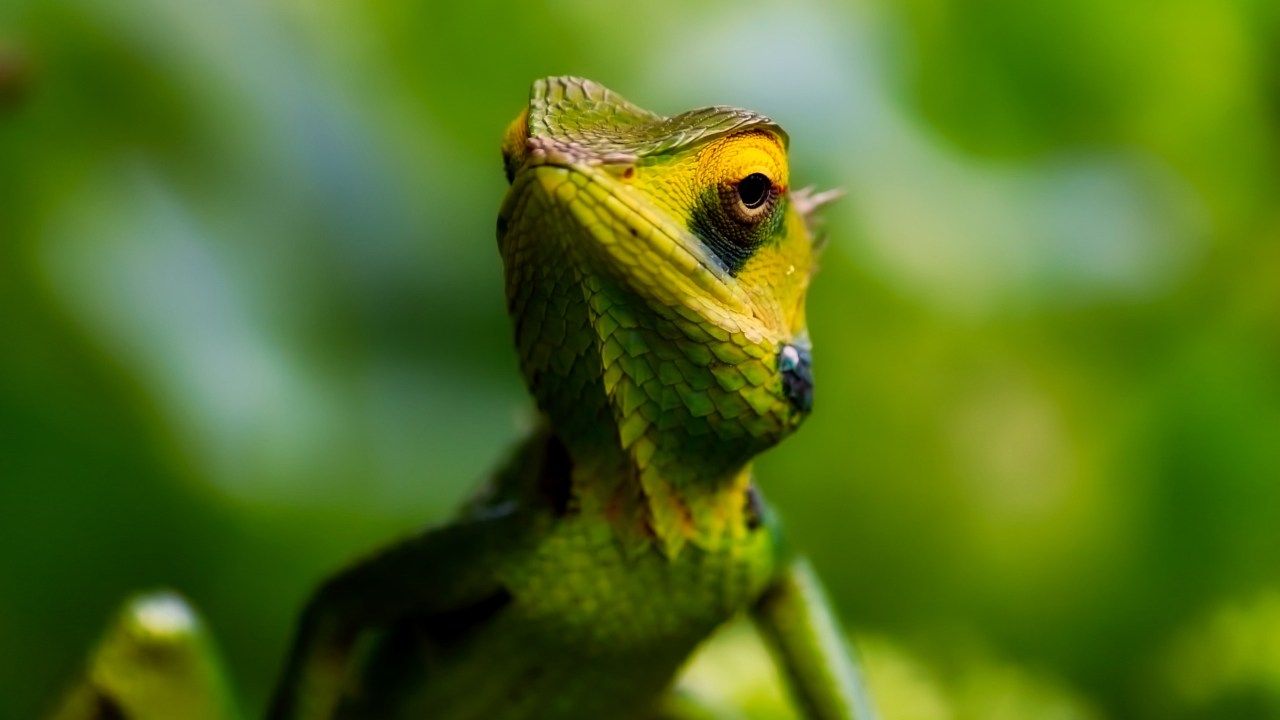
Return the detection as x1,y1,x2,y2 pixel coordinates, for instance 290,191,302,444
737,173,772,209
724,172,778,224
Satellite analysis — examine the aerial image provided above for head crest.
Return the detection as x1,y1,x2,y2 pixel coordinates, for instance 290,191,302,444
528,76,788,159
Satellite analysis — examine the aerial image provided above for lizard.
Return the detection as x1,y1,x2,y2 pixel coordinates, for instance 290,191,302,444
50,76,874,720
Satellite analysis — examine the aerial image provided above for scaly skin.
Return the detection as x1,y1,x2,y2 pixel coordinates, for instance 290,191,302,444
51,77,874,720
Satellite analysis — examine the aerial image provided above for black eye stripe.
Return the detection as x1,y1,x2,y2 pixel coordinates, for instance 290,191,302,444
688,186,787,275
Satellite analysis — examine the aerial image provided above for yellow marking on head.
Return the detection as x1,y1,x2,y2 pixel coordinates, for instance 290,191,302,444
621,130,810,339
501,108,530,182
694,130,789,196
629,130,788,217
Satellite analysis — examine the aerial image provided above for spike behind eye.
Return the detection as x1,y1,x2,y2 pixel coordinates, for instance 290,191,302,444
791,186,843,250
791,186,843,216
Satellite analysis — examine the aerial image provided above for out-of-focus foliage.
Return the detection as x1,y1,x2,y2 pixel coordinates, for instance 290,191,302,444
2,0,1279,718
1154,593,1280,718
678,623,1100,720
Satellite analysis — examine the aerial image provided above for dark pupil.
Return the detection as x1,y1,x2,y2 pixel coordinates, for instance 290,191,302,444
737,173,771,209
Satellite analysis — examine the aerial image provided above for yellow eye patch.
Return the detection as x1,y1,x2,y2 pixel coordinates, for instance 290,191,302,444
627,129,791,246
695,130,789,193
630,130,789,208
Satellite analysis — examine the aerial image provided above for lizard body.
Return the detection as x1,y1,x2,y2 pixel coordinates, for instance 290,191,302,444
52,77,873,720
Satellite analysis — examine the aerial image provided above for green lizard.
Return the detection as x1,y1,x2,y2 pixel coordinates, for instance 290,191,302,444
51,76,874,720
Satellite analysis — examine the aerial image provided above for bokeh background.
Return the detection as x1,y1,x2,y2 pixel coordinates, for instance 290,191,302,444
3,0,1280,718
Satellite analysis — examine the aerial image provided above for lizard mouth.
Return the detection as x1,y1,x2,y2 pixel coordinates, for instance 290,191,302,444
505,159,773,342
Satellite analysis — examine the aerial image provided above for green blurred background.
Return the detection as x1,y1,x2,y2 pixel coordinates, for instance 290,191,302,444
3,0,1280,718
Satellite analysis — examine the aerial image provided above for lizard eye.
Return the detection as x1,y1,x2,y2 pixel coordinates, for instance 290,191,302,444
728,172,779,224
737,173,772,209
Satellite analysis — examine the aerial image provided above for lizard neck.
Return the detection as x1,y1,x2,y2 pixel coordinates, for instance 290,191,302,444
565,431,758,557
509,261,771,556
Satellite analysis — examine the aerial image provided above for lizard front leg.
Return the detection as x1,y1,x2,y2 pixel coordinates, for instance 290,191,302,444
266,506,539,720
752,559,878,720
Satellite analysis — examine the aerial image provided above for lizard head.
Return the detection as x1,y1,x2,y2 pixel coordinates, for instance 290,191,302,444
498,77,831,486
